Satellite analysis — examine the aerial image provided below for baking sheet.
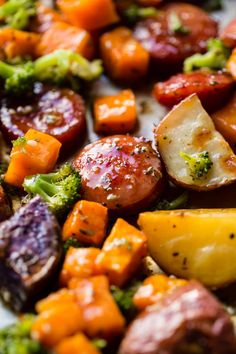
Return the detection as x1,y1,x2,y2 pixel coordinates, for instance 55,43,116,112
1,0,236,328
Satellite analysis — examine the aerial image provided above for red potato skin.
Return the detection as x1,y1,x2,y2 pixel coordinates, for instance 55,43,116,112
119,281,236,354
153,71,234,111
0,84,86,150
73,135,165,215
221,19,236,48
134,3,218,70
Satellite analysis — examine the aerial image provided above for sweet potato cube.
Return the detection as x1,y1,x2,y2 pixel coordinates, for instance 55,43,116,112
57,0,119,30
100,27,149,81
95,219,147,287
5,129,61,187
36,21,94,59
31,302,84,347
62,200,108,246
69,275,125,339
60,247,101,286
133,274,187,310
36,288,76,313
54,333,100,354
94,89,137,134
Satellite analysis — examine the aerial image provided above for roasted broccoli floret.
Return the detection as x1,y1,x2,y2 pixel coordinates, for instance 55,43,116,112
0,60,35,95
111,281,141,318
124,4,158,24
23,163,81,216
184,38,231,73
156,191,189,210
63,237,83,252
0,315,48,354
180,151,213,181
0,0,36,30
34,49,103,85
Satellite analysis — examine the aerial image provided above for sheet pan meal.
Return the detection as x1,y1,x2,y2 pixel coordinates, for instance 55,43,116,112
2,0,236,353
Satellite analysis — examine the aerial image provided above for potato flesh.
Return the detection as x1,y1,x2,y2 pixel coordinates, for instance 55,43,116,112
138,209,236,288
155,94,236,191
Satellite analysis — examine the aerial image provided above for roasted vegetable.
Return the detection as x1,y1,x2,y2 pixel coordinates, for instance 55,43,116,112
95,218,147,287
0,315,48,354
179,151,213,181
5,129,61,187
138,209,236,288
155,191,188,210
57,0,119,31
0,196,61,311
119,281,236,354
69,275,126,339
154,94,236,191
0,60,35,95
123,4,157,24
0,185,12,221
54,334,100,354
94,90,137,134
0,0,36,29
23,163,81,216
111,281,141,316
184,38,231,72
62,200,108,246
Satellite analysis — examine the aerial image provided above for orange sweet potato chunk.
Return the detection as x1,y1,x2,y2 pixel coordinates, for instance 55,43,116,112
54,333,100,354
133,274,188,310
62,200,108,246
69,275,125,339
36,21,94,59
57,0,119,31
36,288,76,313
60,247,101,286
94,89,137,134
95,219,147,287
5,129,61,187
100,27,149,81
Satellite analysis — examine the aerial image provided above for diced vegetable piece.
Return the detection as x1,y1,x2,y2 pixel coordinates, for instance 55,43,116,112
54,333,100,354
227,47,236,80
60,248,101,286
32,303,84,347
57,0,119,30
221,19,236,48
119,281,236,354
37,21,94,60
0,0,36,30
69,275,125,339
138,209,236,288
0,28,39,59
133,274,187,310
62,200,108,246
23,164,81,217
5,129,61,187
30,3,64,33
36,289,76,313
94,90,137,134
183,38,231,73
154,94,236,191
95,219,147,287
0,196,61,311
100,27,149,81
212,92,236,146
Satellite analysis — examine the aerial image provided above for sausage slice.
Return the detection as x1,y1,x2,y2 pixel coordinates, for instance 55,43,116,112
73,135,165,214
119,281,236,354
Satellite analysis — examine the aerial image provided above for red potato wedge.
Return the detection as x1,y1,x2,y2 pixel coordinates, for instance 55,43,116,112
154,94,236,191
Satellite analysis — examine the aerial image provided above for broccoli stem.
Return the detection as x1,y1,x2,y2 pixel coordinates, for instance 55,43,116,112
0,61,16,79
156,191,189,210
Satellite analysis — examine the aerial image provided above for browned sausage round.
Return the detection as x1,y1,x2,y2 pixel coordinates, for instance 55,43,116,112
119,281,236,354
73,135,165,214
134,3,218,70
153,71,234,111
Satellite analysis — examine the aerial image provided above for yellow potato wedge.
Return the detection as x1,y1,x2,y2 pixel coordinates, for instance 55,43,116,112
138,209,236,288
154,94,236,191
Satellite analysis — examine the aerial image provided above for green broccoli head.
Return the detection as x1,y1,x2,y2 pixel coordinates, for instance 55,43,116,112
180,151,213,181
0,60,35,95
0,315,48,354
23,163,81,216
34,49,103,86
0,0,36,30
184,38,231,73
